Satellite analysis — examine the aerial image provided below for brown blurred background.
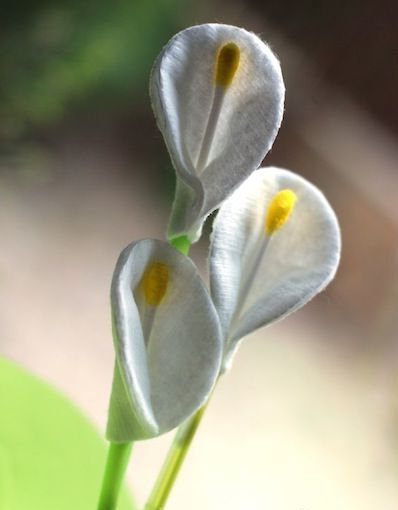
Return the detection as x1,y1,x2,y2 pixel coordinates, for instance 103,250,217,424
1,0,398,508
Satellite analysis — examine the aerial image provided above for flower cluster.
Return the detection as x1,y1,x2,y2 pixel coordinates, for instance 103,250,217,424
106,23,341,442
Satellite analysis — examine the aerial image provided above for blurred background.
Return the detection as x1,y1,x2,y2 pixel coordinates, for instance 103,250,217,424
1,0,398,508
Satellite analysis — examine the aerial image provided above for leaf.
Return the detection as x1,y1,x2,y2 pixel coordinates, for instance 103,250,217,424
0,357,135,510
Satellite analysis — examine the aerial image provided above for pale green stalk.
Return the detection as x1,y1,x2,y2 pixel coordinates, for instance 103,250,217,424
144,402,209,510
97,442,133,510
144,233,214,510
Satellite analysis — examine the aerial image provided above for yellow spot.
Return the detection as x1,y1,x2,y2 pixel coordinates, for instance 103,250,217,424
215,42,240,88
141,262,170,305
265,189,297,235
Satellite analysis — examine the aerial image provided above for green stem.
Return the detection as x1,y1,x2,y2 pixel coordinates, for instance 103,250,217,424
146,230,206,510
170,235,191,256
144,403,209,510
97,442,133,510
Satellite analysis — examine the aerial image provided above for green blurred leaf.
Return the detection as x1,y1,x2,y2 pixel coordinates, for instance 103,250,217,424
0,356,135,510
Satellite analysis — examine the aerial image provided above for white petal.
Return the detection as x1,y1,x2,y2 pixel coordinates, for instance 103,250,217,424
150,23,285,242
107,239,222,441
209,167,341,369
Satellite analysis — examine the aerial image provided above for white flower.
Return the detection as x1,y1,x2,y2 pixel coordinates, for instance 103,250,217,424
209,167,341,371
150,23,285,242
106,239,222,441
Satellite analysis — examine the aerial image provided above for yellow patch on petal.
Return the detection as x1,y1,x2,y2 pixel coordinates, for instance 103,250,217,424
215,42,240,88
141,262,170,305
265,189,297,235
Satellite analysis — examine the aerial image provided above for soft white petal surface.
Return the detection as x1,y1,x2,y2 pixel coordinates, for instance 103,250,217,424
150,23,285,241
107,239,222,441
209,167,341,369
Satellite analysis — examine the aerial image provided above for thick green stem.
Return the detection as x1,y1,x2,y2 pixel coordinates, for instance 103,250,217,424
97,442,133,510
144,403,209,510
